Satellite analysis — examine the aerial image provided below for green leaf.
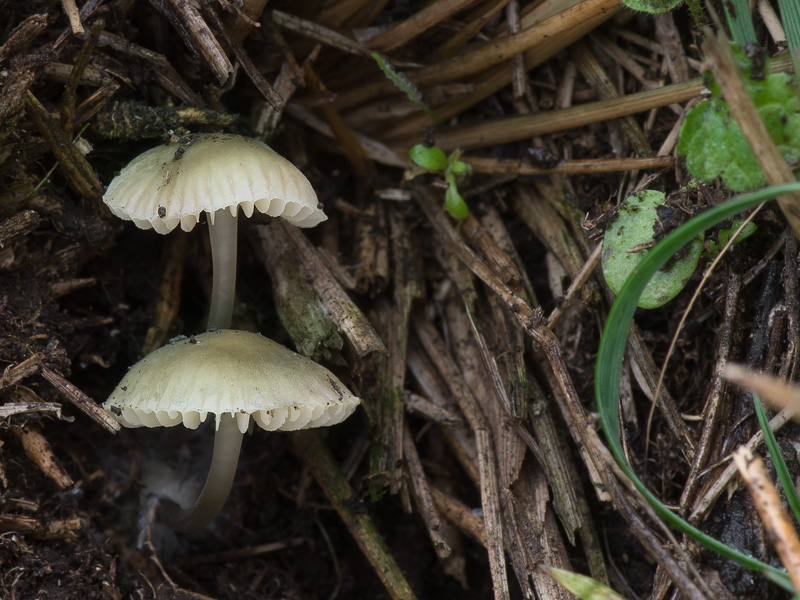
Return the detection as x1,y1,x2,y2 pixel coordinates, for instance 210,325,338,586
602,190,702,309
621,0,682,13
448,160,471,174
677,52,800,192
409,144,448,171
707,219,757,255
545,567,629,600
444,183,468,219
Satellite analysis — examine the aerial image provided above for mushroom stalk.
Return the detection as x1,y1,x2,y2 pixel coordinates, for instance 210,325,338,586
207,208,238,330
172,414,244,531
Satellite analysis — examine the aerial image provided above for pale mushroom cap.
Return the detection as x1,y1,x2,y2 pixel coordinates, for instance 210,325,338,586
103,133,326,234
104,330,360,434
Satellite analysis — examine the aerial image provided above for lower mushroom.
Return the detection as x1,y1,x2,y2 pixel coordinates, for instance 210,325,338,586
104,329,360,530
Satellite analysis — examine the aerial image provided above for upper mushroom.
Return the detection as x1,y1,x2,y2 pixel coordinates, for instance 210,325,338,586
103,133,326,234
103,133,326,329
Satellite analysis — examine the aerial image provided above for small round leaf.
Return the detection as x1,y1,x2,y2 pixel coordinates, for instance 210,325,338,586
409,144,448,171
444,186,469,219
602,190,702,309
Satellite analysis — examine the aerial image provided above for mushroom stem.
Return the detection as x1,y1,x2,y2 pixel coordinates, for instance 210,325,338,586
207,208,239,330
172,414,244,531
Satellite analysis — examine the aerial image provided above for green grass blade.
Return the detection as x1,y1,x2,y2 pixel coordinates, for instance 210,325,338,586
596,182,800,588
777,0,800,80
723,0,757,45
753,391,800,522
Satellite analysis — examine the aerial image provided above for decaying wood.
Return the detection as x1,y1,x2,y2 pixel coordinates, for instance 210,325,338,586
227,0,268,43
0,513,82,540
286,103,405,167
406,345,480,485
403,391,463,425
0,13,48,64
61,19,104,137
461,214,523,297
546,244,601,329
430,485,486,547
272,9,373,58
304,58,374,179
337,0,623,111
734,447,800,590
367,0,480,53
0,401,63,419
94,31,205,107
2,353,45,390
689,407,793,523
50,277,96,299
142,235,185,356
39,366,120,433
679,273,740,514
60,0,84,35
402,422,451,558
292,430,418,600
526,376,583,545
251,222,344,361
571,39,653,157
12,424,73,490
148,0,233,85
415,184,707,599
466,155,673,176
267,220,386,358
431,75,702,150
414,319,509,600
203,5,283,110
95,102,238,141
378,0,625,142
25,91,103,202
352,202,385,295
373,207,422,497
254,27,307,140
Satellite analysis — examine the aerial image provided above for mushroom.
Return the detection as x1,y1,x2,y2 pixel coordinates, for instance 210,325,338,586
103,133,325,329
104,329,360,530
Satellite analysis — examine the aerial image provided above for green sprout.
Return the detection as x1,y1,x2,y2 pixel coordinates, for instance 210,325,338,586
370,53,469,218
407,143,471,220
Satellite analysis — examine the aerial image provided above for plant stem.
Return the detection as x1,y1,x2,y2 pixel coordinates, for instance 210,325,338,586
207,208,238,330
172,414,244,531
684,0,707,29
